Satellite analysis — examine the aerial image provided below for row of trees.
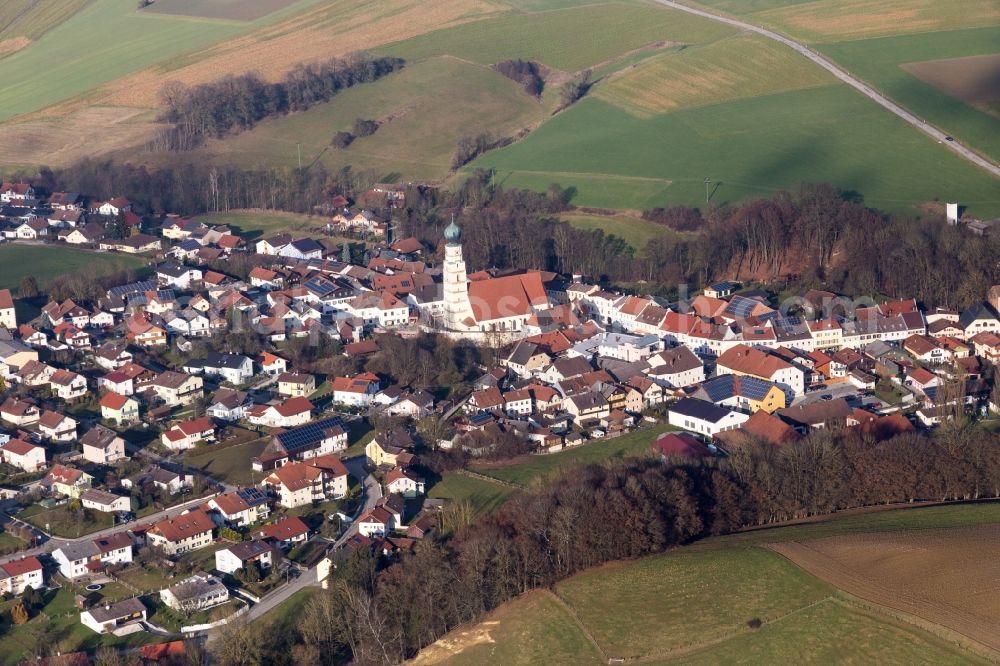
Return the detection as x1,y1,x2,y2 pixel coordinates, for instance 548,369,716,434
493,59,544,97
153,53,404,150
207,427,1000,665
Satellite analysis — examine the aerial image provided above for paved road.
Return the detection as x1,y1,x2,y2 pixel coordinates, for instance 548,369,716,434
214,458,380,628
0,493,217,563
652,0,1000,180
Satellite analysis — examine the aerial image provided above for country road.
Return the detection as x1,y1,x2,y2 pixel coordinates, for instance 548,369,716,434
652,0,1000,180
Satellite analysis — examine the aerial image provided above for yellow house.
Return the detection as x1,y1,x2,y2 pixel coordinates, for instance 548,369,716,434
277,372,316,397
365,429,415,467
99,392,140,424
693,375,786,414
747,384,786,414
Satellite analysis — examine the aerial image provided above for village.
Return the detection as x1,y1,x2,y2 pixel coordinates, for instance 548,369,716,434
0,178,998,661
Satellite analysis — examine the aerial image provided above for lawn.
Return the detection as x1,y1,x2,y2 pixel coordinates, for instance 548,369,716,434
184,437,268,486
0,244,147,291
560,212,676,250
0,529,26,555
474,84,1000,217
418,501,1000,665
19,505,114,538
0,0,326,122
193,209,324,241
427,472,518,517
192,56,552,182
0,585,162,664
474,424,671,487
820,27,1000,164
0,0,89,42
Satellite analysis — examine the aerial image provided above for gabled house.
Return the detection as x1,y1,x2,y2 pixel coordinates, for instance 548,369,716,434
216,540,274,575
147,510,215,555
0,556,44,595
262,455,348,508
207,487,271,527
122,465,191,495
100,392,140,425
668,398,749,436
161,417,216,451
0,438,45,472
38,410,77,442
252,515,309,549
53,532,132,579
246,396,314,428
49,368,88,400
207,388,251,421
277,372,316,397
80,489,132,514
252,416,347,470
149,371,203,406
330,372,380,407
81,598,146,635
0,398,39,425
43,464,93,498
385,467,425,498
184,352,254,385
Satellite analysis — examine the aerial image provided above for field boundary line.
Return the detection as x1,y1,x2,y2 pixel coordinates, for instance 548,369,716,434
543,588,611,663
767,541,1000,662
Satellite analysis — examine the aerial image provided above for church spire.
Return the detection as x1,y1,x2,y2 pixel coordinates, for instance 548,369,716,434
444,214,461,244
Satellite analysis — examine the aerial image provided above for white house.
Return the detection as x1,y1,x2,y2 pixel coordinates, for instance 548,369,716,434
668,398,749,436
81,598,146,634
207,488,271,527
52,532,132,579
161,417,216,451
0,438,45,472
643,346,706,388
215,540,274,575
0,556,44,595
356,506,396,537
184,352,254,385
147,510,215,555
160,574,229,612
80,489,132,514
385,468,425,498
330,372,380,407
156,264,203,290
246,397,313,428
38,410,77,442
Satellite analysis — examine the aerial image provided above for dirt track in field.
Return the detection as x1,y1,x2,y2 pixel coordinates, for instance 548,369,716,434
770,524,1000,656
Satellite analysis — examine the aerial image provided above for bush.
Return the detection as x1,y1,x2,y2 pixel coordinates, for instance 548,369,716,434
494,59,544,97
330,131,355,149
10,602,28,625
352,118,379,138
747,618,762,630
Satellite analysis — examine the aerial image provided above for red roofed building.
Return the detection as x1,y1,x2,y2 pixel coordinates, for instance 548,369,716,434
148,510,215,555
253,516,309,548
651,432,713,458
161,417,216,451
0,555,44,595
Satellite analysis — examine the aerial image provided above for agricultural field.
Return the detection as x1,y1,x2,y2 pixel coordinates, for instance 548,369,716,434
189,56,552,182
143,0,303,22
0,0,89,46
772,523,1000,653
474,84,1000,216
415,502,1000,665
193,209,327,240
0,244,147,290
473,424,670,487
691,0,1000,42
594,33,833,117
820,27,1000,163
427,472,518,517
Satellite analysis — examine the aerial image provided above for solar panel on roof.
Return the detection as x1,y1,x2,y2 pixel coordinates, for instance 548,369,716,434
108,280,158,298
724,296,757,319
275,416,345,452
237,487,269,506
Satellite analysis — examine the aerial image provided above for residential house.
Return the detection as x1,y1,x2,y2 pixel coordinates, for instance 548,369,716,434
253,516,309,549
155,264,203,290
184,352,254,385
100,392,140,425
206,388,251,421
357,506,396,538
161,574,229,612
49,369,87,400
1,398,39,426
52,533,132,579
692,374,786,414
81,598,147,634
331,372,380,407
277,372,316,398
651,432,714,458
149,371,203,406
206,487,271,527
80,489,132,514
778,398,854,431
0,557,44,595
668,398,750,436
94,342,133,370
365,428,416,468
0,438,45,471
121,465,191,495
43,464,93,498
564,392,611,425
383,390,434,419
385,467,425,498
0,289,14,329
716,344,805,397
258,351,288,376
262,455,349,508
252,416,347,470
147,510,216,555
161,417,216,451
246,396,314,428
38,410,77,442
643,346,705,388
215,540,274,575
126,315,167,347
81,425,127,465
98,371,135,396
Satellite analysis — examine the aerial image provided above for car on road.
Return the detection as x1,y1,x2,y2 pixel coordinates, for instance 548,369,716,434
821,394,834,401
945,136,954,141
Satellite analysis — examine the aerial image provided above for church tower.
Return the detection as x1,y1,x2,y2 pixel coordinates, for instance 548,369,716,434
442,218,474,330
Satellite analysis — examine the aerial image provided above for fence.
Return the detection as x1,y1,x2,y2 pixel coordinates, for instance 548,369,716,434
181,602,248,634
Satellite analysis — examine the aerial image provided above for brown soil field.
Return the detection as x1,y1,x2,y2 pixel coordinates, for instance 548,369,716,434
903,53,1000,119
142,0,302,22
99,0,506,109
759,0,1000,41
0,107,162,167
0,37,30,59
770,524,1000,656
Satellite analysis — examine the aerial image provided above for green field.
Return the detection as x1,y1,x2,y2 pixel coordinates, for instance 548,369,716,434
420,502,1000,665
561,212,680,249
820,27,1000,163
427,472,518,517
474,85,1000,216
0,0,323,121
0,0,89,43
194,209,324,239
0,244,147,290
375,3,735,73
184,437,268,486
193,56,552,181
474,424,670,487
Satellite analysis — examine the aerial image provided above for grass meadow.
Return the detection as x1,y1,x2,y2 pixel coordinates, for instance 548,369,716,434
427,473,519,517
0,244,147,290
417,502,1000,665
474,85,1000,216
